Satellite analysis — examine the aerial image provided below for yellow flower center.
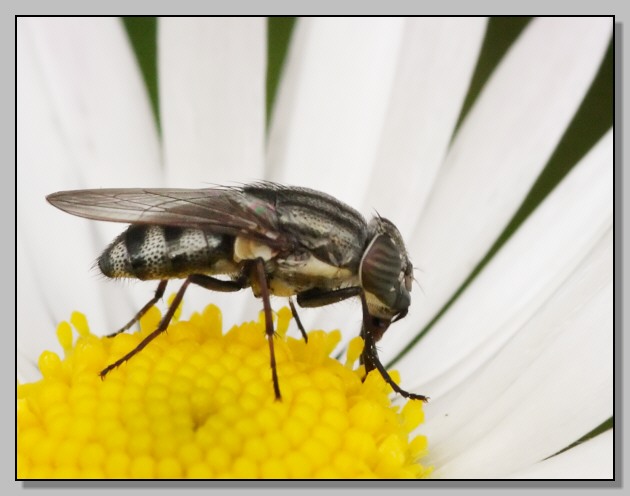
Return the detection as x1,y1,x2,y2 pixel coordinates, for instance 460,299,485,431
17,302,431,479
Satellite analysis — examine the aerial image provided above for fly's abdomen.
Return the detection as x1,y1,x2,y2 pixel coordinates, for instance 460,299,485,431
98,225,235,280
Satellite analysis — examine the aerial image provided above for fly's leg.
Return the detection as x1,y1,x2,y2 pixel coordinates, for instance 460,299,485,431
188,272,249,292
99,273,248,378
100,278,192,378
106,280,168,337
294,286,364,347
297,286,428,402
296,286,362,307
288,297,308,343
250,258,282,401
357,292,429,403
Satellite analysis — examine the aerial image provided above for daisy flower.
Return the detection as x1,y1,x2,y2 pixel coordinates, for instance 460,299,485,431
17,17,613,479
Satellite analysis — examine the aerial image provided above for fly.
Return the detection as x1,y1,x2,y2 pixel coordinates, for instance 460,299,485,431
47,183,428,402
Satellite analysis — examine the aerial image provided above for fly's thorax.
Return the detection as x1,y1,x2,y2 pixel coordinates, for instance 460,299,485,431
98,225,237,280
234,236,356,297
247,183,369,269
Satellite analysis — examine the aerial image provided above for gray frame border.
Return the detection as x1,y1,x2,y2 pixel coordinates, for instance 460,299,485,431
8,1,628,494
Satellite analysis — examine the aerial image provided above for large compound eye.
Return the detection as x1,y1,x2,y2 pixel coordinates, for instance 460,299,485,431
360,234,408,311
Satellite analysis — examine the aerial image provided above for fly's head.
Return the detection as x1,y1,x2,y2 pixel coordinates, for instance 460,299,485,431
360,217,413,341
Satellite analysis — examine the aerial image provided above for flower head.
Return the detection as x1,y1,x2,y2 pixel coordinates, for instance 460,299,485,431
18,304,430,479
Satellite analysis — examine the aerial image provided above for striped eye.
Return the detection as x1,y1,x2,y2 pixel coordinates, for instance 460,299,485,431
360,234,409,313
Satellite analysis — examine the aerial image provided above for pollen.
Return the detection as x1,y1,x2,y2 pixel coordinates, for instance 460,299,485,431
17,303,431,479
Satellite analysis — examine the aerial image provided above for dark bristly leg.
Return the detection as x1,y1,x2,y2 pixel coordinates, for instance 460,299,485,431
293,286,426,400
100,278,191,378
106,280,168,338
288,297,308,343
252,258,282,401
188,272,248,292
358,292,429,403
296,286,362,308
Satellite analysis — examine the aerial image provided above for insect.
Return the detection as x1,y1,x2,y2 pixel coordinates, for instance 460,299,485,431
47,183,428,402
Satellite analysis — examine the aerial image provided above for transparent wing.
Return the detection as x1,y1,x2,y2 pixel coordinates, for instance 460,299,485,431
46,187,292,249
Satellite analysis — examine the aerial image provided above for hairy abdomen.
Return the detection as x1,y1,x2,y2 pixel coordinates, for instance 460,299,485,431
98,225,236,280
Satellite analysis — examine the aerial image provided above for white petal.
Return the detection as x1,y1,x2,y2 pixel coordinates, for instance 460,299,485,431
21,18,162,188
267,18,486,340
17,232,59,382
390,17,612,355
159,17,265,187
266,17,405,207
18,18,158,341
507,430,613,479
425,227,613,478
316,18,487,344
393,130,613,392
360,17,487,239
18,349,42,384
158,17,267,325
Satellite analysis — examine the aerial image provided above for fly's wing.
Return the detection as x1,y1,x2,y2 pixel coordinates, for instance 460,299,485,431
46,187,294,250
